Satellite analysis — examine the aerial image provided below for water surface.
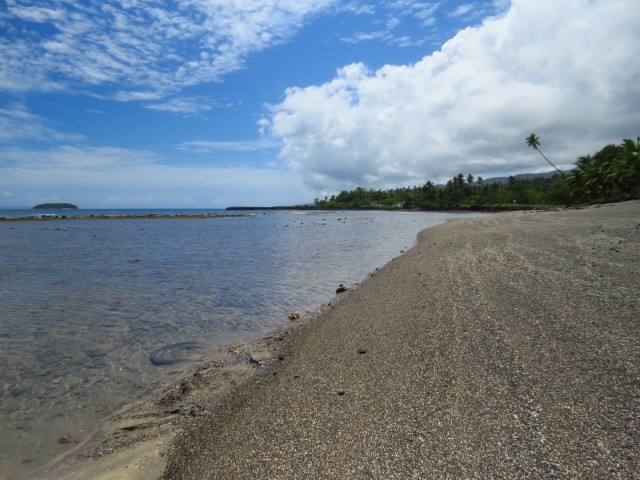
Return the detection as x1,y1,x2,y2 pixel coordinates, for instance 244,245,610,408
0,209,485,476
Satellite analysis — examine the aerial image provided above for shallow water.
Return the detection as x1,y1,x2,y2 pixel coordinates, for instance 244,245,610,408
0,209,485,476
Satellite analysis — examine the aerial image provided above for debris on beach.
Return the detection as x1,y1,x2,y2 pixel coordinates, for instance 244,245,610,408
227,343,247,354
336,284,349,293
249,351,273,366
58,435,75,444
288,311,300,321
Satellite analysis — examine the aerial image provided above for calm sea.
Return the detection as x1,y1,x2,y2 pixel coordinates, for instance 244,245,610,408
0,208,485,476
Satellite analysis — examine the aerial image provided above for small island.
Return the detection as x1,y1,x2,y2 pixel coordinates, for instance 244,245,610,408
33,203,78,210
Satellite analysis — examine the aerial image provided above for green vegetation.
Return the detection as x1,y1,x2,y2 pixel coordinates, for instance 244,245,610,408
314,173,568,210
314,137,640,210
33,203,78,209
566,137,640,203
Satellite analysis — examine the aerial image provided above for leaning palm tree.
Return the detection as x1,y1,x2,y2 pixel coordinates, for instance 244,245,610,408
526,133,564,175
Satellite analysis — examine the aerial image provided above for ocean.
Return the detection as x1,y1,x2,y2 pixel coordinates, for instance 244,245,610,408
0,208,485,476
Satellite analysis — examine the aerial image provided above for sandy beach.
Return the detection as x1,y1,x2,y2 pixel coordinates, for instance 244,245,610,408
39,201,639,479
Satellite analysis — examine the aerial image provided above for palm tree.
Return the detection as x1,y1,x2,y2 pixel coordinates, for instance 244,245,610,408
609,137,640,198
566,155,592,201
526,133,564,175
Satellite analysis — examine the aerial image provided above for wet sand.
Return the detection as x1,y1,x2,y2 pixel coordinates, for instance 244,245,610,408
39,201,639,479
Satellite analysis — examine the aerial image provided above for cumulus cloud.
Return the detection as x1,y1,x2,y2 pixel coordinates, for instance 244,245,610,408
0,0,337,97
267,0,640,193
0,145,302,207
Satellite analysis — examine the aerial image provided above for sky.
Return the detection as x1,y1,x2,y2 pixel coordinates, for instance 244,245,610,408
1,0,638,208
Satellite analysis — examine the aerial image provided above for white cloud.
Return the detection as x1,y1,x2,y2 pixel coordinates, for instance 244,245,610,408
144,97,215,116
267,0,640,193
387,0,439,25
341,1,440,45
448,4,476,18
179,140,281,153
338,2,376,15
0,145,304,208
342,17,415,45
0,104,85,143
8,6,67,23
1,0,337,97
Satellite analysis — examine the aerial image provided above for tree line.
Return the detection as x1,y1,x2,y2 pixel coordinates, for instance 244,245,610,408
314,137,639,210
566,138,640,203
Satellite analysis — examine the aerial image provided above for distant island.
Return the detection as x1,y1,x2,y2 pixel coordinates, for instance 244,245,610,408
33,203,78,209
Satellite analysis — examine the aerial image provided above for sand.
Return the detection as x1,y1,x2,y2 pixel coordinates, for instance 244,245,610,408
39,201,639,479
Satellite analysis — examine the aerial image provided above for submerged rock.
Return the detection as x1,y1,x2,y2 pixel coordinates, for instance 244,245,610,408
149,341,204,366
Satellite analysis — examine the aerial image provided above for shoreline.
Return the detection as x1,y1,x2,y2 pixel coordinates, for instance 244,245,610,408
36,201,639,478
32,281,355,480
29,326,288,479
8,209,462,479
0,213,256,222
225,204,564,212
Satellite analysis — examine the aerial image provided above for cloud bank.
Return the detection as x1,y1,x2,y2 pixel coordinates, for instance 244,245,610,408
268,0,640,193
0,145,300,208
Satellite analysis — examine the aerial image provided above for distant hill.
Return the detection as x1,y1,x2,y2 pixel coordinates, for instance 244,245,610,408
480,171,563,184
33,203,78,209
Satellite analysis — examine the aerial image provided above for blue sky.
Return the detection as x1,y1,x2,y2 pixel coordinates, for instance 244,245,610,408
1,0,638,208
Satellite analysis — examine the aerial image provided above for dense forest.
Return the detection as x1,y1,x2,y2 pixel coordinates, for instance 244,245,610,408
314,137,639,210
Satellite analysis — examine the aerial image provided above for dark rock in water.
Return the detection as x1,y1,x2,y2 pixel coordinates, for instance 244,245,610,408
149,341,204,366
336,284,348,293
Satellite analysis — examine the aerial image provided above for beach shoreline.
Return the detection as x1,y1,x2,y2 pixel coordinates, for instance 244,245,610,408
0,213,255,222
36,201,639,479
29,254,365,480
5,209,464,479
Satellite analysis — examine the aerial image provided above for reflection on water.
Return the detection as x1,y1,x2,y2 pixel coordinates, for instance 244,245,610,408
0,210,484,476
